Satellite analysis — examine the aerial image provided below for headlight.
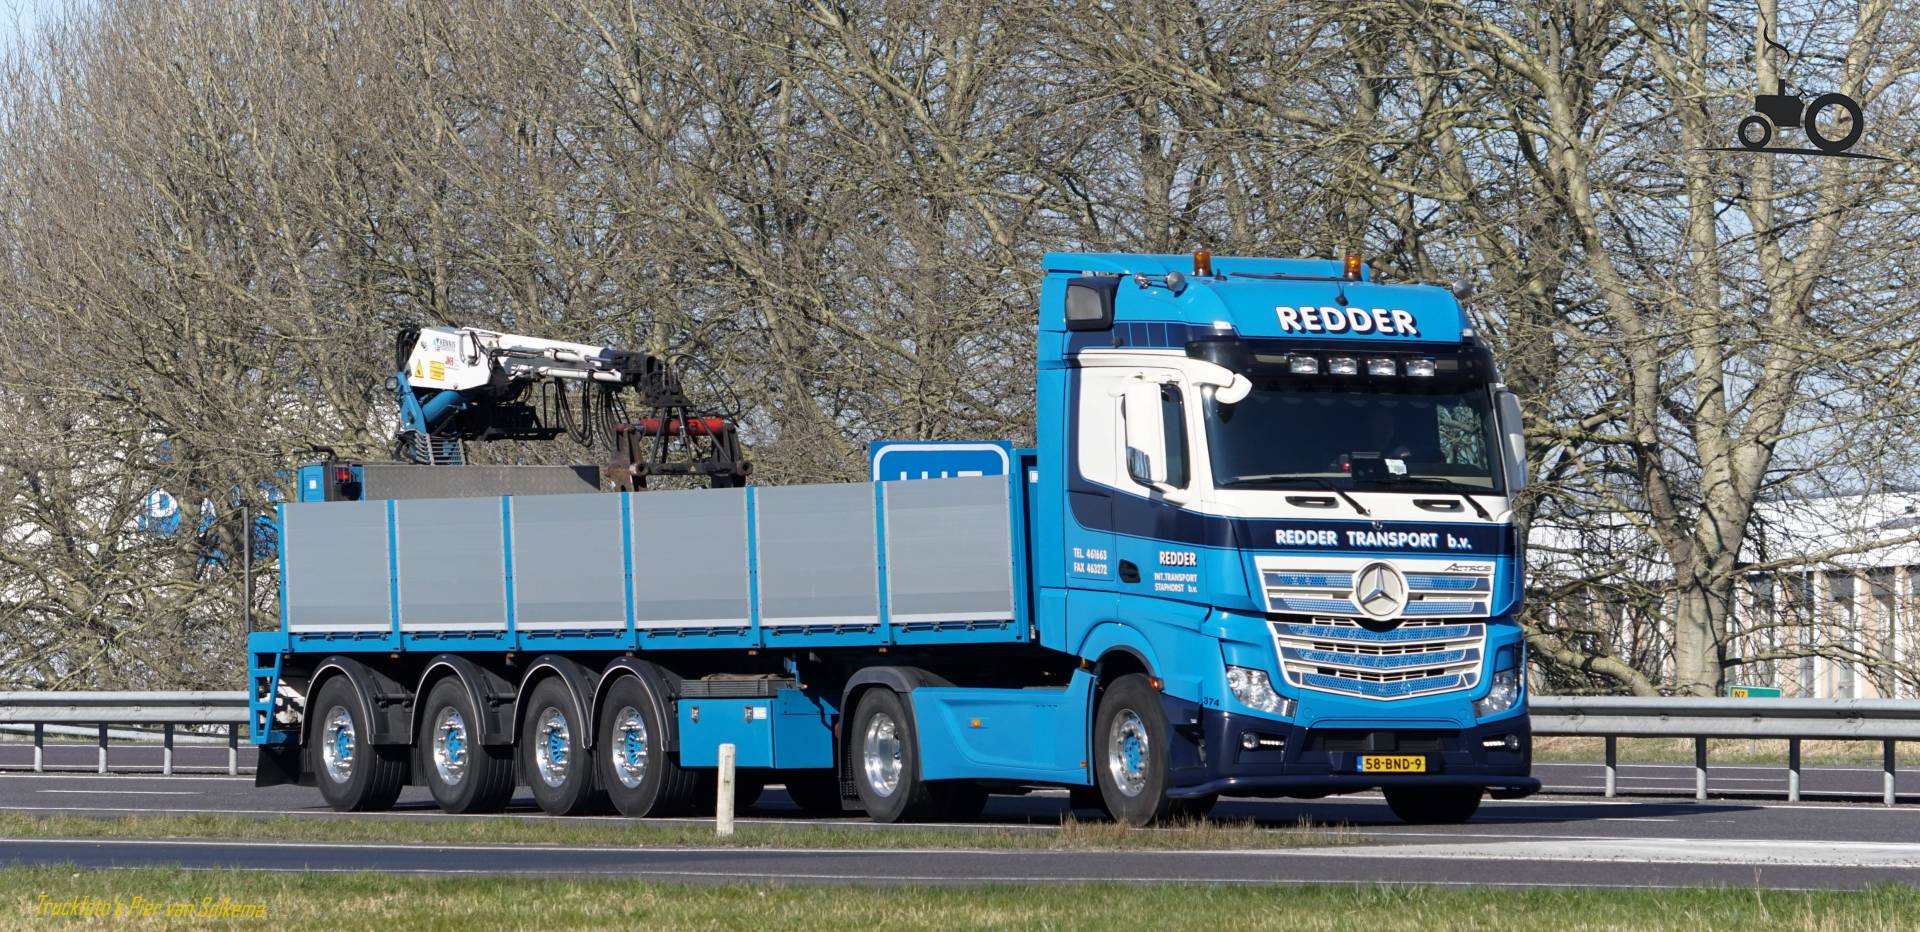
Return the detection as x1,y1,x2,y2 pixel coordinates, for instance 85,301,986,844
1474,667,1522,717
1225,665,1295,717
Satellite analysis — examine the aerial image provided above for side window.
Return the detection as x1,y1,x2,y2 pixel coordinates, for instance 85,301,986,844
1159,384,1189,488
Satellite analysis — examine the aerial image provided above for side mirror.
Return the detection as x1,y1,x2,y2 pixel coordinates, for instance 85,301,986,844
1122,381,1167,486
1496,389,1528,493
1065,276,1118,332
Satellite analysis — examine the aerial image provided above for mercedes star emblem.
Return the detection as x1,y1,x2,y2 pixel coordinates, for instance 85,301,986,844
1353,562,1408,620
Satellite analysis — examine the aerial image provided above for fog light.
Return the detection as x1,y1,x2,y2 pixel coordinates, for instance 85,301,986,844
1480,734,1522,752
1365,358,1396,377
1242,732,1260,750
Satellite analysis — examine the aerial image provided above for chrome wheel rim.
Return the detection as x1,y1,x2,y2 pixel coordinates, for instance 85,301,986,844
862,711,902,798
612,705,649,790
1107,709,1150,797
533,707,571,788
320,705,354,785
432,706,468,787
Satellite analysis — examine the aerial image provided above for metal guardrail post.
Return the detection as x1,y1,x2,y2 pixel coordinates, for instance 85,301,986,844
1885,740,1897,807
163,724,174,776
97,724,107,775
1603,736,1617,798
1788,738,1801,802
32,723,43,773
1694,736,1707,801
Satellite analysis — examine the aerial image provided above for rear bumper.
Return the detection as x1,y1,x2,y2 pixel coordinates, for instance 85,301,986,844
1163,698,1538,799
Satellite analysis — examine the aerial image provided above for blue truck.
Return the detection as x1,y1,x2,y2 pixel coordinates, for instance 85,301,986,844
247,251,1538,825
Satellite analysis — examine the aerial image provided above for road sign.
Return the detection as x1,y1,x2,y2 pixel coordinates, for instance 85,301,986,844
1727,685,1783,698
869,441,1013,482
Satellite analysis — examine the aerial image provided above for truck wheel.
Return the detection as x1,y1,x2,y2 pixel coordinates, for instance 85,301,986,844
418,679,515,814
310,677,405,812
779,770,846,816
520,678,606,815
595,675,703,817
1383,786,1482,824
1068,785,1112,820
733,770,768,810
1093,674,1174,827
850,689,937,823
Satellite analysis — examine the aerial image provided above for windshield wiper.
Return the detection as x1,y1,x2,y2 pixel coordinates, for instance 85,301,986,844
1356,475,1494,520
1219,474,1371,519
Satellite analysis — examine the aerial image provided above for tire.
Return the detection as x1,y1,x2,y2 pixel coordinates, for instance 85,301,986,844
595,674,703,817
1093,674,1174,827
418,679,515,814
309,677,406,813
1804,93,1863,152
1068,785,1112,820
1168,792,1218,822
520,678,606,816
779,769,846,816
1737,114,1772,150
733,770,767,810
849,688,938,823
1383,786,1483,824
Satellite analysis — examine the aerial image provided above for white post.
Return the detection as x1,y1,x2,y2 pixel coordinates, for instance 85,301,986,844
163,724,175,776
1603,735,1617,798
716,743,736,837
32,724,43,773
227,725,239,776
97,724,108,775
1788,737,1802,803
1694,736,1708,801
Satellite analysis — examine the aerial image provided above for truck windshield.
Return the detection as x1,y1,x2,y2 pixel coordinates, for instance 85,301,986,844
1205,383,1504,494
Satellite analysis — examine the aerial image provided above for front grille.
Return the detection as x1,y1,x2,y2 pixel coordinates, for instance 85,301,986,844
1259,561,1494,620
1272,616,1484,700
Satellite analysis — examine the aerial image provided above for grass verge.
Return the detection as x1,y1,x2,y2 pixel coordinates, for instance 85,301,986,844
0,811,1361,850
1534,736,1920,767
6,867,1919,930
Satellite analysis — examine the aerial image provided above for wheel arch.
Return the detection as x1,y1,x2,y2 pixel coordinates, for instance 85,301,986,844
306,655,413,747
411,655,515,746
512,654,600,748
594,657,682,753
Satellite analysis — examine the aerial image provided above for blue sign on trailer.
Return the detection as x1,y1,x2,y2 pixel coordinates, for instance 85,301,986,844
246,251,1538,828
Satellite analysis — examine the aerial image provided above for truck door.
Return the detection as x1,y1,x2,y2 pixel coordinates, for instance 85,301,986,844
1066,367,1121,588
1113,371,1202,601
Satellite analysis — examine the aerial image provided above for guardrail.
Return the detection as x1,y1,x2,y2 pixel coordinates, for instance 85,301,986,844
0,691,248,776
1530,696,1920,806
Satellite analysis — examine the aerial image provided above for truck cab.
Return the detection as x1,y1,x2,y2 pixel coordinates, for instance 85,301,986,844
1033,252,1535,822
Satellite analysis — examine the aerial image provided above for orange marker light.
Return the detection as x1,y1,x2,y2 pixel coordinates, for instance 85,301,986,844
1194,249,1212,277
1343,254,1363,281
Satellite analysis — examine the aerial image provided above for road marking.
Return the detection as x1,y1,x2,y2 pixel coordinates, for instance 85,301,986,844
38,790,202,796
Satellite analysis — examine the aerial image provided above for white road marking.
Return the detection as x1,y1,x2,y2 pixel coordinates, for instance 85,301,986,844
38,790,202,796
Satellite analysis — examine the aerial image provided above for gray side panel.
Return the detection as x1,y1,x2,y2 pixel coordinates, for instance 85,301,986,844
756,483,878,627
630,488,750,628
512,493,627,631
883,476,1015,622
363,464,600,500
283,500,392,633
394,497,507,633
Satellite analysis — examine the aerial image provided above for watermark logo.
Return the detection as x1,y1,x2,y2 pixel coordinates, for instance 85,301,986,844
1720,27,1881,160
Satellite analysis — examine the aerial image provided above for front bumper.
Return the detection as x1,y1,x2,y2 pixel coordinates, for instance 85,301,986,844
1161,698,1539,799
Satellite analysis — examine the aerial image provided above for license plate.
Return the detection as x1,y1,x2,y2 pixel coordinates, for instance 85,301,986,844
1357,754,1427,773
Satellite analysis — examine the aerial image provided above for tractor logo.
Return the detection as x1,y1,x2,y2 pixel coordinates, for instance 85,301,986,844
1724,28,1878,159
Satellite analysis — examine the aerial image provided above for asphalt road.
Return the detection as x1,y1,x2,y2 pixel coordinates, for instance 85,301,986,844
3,756,1920,888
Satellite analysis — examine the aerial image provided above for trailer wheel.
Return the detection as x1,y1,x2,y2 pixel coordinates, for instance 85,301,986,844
850,689,938,823
1383,785,1482,824
1093,674,1174,827
418,679,514,814
310,677,405,812
778,770,845,816
595,675,701,817
521,678,606,815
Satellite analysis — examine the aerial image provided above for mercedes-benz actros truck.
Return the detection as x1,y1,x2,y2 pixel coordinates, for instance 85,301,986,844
246,251,1537,825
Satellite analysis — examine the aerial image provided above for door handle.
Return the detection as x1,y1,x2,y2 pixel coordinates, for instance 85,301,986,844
1118,560,1141,584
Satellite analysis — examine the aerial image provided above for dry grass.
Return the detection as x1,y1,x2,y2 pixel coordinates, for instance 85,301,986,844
3,867,1917,931
0,811,1361,851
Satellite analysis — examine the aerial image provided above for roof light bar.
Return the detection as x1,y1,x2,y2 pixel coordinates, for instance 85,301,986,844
1327,357,1358,376
1406,358,1437,377
1288,356,1319,375
1365,358,1396,377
